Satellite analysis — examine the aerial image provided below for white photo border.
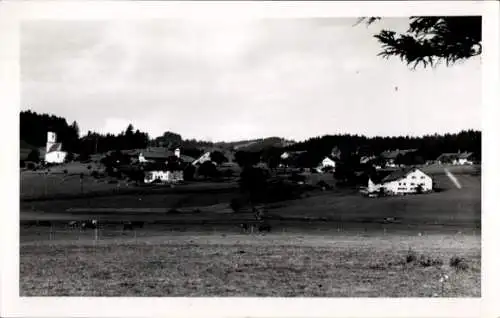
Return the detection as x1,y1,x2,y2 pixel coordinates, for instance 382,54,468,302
1,1,498,317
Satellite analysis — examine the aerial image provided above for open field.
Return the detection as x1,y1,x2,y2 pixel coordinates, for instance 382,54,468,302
20,231,480,297
20,168,480,230
19,164,481,297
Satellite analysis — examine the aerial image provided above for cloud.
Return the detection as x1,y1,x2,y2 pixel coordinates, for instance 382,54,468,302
21,18,481,141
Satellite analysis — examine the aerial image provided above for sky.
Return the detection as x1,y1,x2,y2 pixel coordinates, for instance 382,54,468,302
21,18,481,142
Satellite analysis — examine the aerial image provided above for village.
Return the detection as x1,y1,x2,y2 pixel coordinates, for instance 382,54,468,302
20,130,478,198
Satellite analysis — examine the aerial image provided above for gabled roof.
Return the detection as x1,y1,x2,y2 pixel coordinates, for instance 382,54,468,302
380,167,424,183
457,152,474,159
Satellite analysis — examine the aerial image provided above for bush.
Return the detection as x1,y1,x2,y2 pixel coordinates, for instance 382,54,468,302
418,255,443,267
405,249,418,263
63,169,68,174
450,256,468,270
198,161,218,179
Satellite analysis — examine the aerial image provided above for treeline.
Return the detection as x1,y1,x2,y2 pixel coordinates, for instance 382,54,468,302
80,125,149,155
20,110,80,153
287,130,481,162
20,110,480,164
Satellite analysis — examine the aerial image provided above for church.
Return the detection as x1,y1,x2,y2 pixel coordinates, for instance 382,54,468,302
44,131,67,164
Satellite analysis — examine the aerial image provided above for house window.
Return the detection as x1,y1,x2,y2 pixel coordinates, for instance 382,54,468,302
411,176,416,179
410,183,415,186
420,176,425,179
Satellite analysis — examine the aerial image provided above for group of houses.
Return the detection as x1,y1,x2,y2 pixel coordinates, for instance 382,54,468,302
20,131,478,191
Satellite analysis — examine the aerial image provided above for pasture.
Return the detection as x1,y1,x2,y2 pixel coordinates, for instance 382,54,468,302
19,163,481,297
20,230,480,297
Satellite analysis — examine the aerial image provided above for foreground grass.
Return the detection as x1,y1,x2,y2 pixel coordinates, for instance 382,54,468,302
20,233,480,297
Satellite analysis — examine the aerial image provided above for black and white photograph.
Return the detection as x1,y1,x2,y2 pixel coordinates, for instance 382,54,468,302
1,1,499,317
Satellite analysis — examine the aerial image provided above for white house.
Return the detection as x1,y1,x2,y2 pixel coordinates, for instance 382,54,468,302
436,152,475,165
367,167,433,195
142,147,185,184
316,156,336,172
44,132,67,164
144,170,183,184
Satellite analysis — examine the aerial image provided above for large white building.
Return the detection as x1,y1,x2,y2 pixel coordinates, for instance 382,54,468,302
367,167,433,195
143,147,184,184
44,132,67,164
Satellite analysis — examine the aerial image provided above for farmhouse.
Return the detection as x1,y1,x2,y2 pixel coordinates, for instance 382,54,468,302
366,167,432,195
44,132,67,164
436,152,474,165
316,156,336,171
142,147,186,184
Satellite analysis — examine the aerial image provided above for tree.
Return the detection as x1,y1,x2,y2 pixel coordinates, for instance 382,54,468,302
183,164,196,181
359,16,481,69
210,151,228,165
65,152,75,163
154,131,182,148
198,161,218,179
234,151,260,168
239,166,269,205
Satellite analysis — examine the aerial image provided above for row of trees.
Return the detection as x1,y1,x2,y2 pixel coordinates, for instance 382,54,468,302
287,130,481,166
21,110,480,168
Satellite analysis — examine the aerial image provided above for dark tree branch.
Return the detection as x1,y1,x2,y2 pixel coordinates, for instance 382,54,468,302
358,16,481,69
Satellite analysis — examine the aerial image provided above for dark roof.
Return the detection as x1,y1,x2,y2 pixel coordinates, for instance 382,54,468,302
180,155,195,163
20,148,32,161
368,170,394,184
437,152,474,161
140,150,174,159
457,152,474,159
47,143,62,153
369,167,424,184
20,140,36,150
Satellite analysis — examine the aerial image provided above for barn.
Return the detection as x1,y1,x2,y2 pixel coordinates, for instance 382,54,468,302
367,167,433,195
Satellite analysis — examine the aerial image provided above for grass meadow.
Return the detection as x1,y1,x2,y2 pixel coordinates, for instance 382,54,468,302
20,231,480,297
19,163,481,297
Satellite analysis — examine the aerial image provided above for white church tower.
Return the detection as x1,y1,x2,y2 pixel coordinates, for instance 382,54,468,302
44,131,66,164
46,131,57,153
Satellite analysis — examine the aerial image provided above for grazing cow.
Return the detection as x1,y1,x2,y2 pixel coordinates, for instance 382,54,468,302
253,207,264,221
258,223,272,233
68,221,79,229
239,223,255,233
123,221,144,231
81,219,98,230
